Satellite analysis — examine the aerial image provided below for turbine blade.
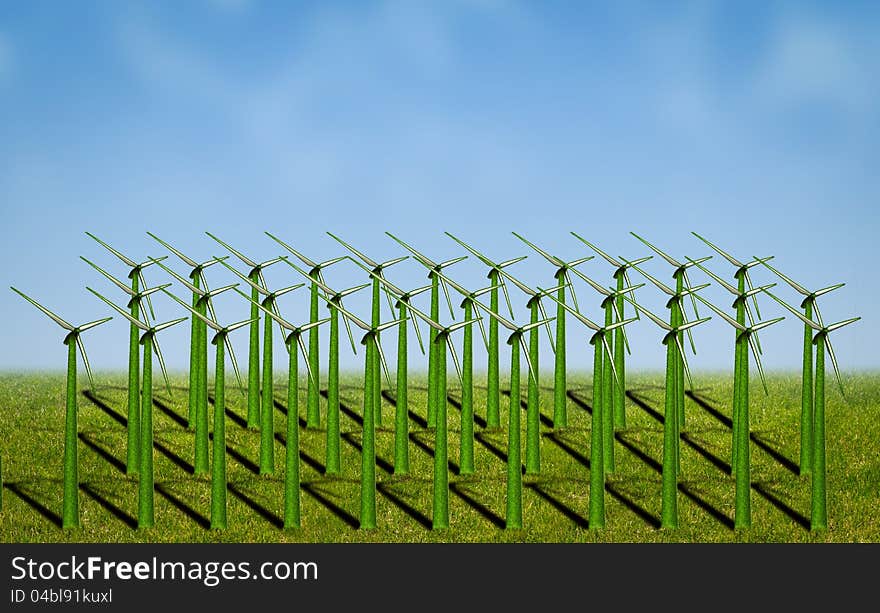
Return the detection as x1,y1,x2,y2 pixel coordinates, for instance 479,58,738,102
326,232,379,269
225,333,244,392
225,318,258,334
537,288,601,330
339,282,372,299
411,307,426,355
823,336,845,397
441,279,456,320
673,334,695,390
814,282,846,298
476,307,489,351
512,232,563,267
568,266,611,296
318,292,370,331
693,293,745,331
498,255,528,269
749,316,785,333
444,232,494,268
763,290,821,330
756,258,810,296
570,232,621,267
519,335,539,388
87,287,149,330
152,316,188,334
619,293,670,330
385,232,437,268
85,232,137,268
272,283,305,300
299,317,332,333
80,256,135,296
630,232,679,267
150,258,203,295
564,271,581,313
11,287,76,330
380,255,408,270
684,257,738,295
146,232,199,268
439,254,468,269
744,270,762,320
537,299,556,353
376,317,407,334
748,333,769,396
216,258,267,295
265,231,318,269
76,335,96,391
297,334,317,390
500,276,516,320
690,232,742,267
138,271,157,320
151,335,174,397
624,261,674,296
205,232,257,268
76,316,114,332
447,336,463,387
468,295,517,331
601,334,621,389
375,336,393,388
520,317,555,334
233,287,297,331
163,288,221,331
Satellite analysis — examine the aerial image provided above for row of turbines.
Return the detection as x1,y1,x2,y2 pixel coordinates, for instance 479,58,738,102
5,231,859,535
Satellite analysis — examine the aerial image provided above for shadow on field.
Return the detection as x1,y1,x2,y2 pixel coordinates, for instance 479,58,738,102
3,482,63,528
301,482,359,529
377,483,432,529
271,397,308,429
341,432,394,474
500,389,554,428
154,483,210,530
81,390,127,427
80,483,137,529
525,482,589,528
449,482,505,529
604,482,662,529
474,431,509,464
686,391,732,428
79,432,127,474
382,389,430,429
625,391,664,424
752,481,810,530
446,393,488,429
205,433,259,476
154,439,195,475
680,433,732,475
566,390,593,415
614,432,662,473
542,432,590,469
321,389,363,428
273,432,326,475
408,431,461,475
207,395,249,431
152,397,188,429
228,483,284,529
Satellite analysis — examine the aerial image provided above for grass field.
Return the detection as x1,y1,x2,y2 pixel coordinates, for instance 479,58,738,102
0,370,878,543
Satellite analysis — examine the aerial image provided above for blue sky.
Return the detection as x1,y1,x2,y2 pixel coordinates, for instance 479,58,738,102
1,0,876,375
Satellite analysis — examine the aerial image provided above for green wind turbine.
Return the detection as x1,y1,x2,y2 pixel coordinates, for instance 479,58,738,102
163,289,254,530
686,257,774,470
626,238,711,431
537,289,635,529
320,298,404,530
512,232,593,431
146,232,228,432
206,232,283,430
283,259,370,475
444,232,524,430
572,232,653,430
468,295,552,530
149,258,243,475
79,256,171,475
219,260,304,475
756,259,845,476
233,294,328,529
691,291,783,529
623,294,710,529
390,298,480,529
328,233,409,430
359,270,432,476
83,233,165,474
266,232,351,431
10,288,112,530
87,288,186,529
764,290,859,530
431,268,499,476
385,233,468,430
492,268,559,476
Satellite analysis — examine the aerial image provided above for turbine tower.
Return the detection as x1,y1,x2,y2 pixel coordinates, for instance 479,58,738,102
10,287,112,529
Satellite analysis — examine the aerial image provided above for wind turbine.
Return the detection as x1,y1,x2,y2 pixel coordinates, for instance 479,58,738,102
537,288,636,530
283,259,370,475
327,233,407,430
545,271,643,474
83,233,165,472
149,258,242,475
233,294,329,529
492,268,559,476
220,260,304,475
206,232,284,430
686,256,774,470
359,270,432,476
691,292,784,529
390,298,480,529
385,232,467,430
266,232,351,431
163,289,254,530
10,288,112,530
146,232,228,432
622,294,710,529
87,288,186,529
756,258,845,476
512,232,593,431
80,256,170,475
444,232,525,430
319,297,405,530
764,290,859,530
431,268,499,476
572,232,653,430
625,239,711,431
468,295,552,530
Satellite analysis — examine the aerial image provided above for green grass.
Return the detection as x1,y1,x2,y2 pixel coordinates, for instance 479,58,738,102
1,370,878,542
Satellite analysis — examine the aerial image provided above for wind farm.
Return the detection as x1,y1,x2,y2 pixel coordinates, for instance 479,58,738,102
0,230,871,545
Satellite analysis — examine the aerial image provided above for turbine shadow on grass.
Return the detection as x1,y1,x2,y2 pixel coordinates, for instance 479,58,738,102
207,395,249,430
474,431,509,465
2,482,63,528
501,389,554,428
604,482,662,529
80,483,137,529
152,397,189,430
408,431,461,475
381,389,430,429
449,482,505,529
752,481,810,530
625,391,664,425
525,482,589,528
340,432,394,474
79,432,127,474
542,432,590,469
154,483,211,530
320,389,363,428
272,397,309,429
205,432,259,476
680,432,732,475
228,483,284,529
300,483,360,529
565,390,593,415
377,483,432,529
614,432,662,473
685,390,732,429
446,393,488,429
273,432,326,475
750,432,800,476
81,390,127,427
678,483,734,530
153,439,195,475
